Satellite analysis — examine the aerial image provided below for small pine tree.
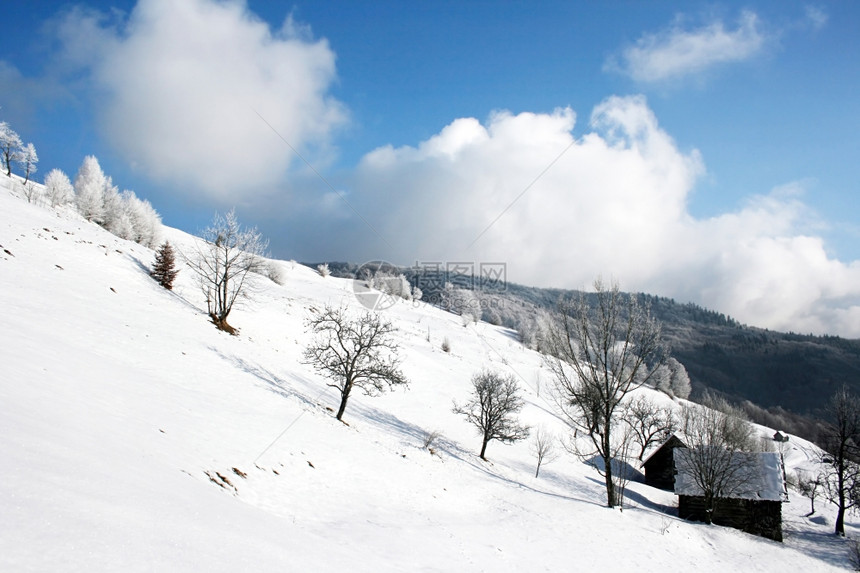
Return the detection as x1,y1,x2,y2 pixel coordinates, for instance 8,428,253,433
151,241,179,290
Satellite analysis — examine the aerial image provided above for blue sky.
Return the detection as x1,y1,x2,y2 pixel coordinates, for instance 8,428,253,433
2,0,859,336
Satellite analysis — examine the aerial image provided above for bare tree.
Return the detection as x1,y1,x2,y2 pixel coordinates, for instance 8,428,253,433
796,470,823,517
544,278,664,507
675,401,757,524
819,385,860,536
453,370,530,460
624,394,679,461
530,426,559,477
302,304,408,422
21,180,40,204
183,210,268,333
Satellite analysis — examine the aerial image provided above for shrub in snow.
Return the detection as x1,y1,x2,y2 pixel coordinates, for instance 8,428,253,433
421,430,442,450
317,263,330,277
262,261,286,285
21,180,41,204
441,337,451,353
150,241,179,290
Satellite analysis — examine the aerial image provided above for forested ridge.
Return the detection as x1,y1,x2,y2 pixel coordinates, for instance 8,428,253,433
316,261,860,438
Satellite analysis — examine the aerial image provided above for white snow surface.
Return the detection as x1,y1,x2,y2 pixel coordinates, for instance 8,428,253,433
0,177,855,571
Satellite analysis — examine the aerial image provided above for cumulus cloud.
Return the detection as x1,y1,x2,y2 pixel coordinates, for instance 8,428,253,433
337,96,860,337
56,0,345,202
608,11,765,83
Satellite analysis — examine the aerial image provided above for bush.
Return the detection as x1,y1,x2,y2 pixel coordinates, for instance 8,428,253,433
264,261,286,285
317,263,330,277
441,337,451,353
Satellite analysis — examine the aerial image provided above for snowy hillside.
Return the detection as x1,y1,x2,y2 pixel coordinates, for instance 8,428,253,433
0,177,854,571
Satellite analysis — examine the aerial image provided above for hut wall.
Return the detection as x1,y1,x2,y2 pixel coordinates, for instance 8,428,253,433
678,495,782,542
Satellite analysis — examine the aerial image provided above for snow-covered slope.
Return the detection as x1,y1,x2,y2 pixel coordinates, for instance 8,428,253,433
0,179,853,571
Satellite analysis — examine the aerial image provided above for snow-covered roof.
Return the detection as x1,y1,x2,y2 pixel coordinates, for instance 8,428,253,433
674,450,786,502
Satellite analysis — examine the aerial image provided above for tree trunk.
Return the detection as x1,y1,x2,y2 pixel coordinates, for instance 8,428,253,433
336,384,352,421
704,493,715,525
836,501,846,536
836,460,846,536
604,455,616,507
479,437,489,460
211,314,237,335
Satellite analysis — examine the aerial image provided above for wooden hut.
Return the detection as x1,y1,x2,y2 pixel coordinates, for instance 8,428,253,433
773,431,789,443
642,433,687,491
675,450,787,542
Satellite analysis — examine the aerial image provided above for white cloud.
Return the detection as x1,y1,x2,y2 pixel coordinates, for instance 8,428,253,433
338,96,860,337
56,0,346,202
805,6,828,31
609,11,766,83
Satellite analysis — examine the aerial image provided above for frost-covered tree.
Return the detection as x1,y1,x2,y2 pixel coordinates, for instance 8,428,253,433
373,273,412,301
44,169,74,207
183,210,267,333
654,357,691,399
151,241,179,290
122,192,161,248
74,155,107,223
669,358,691,399
411,284,423,302
100,176,123,233
543,278,665,507
302,304,408,421
453,370,530,460
0,122,22,177
441,282,481,322
17,143,37,184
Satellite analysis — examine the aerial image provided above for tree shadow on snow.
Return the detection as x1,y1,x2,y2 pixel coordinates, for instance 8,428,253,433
782,516,855,569
213,350,330,412
348,399,607,509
